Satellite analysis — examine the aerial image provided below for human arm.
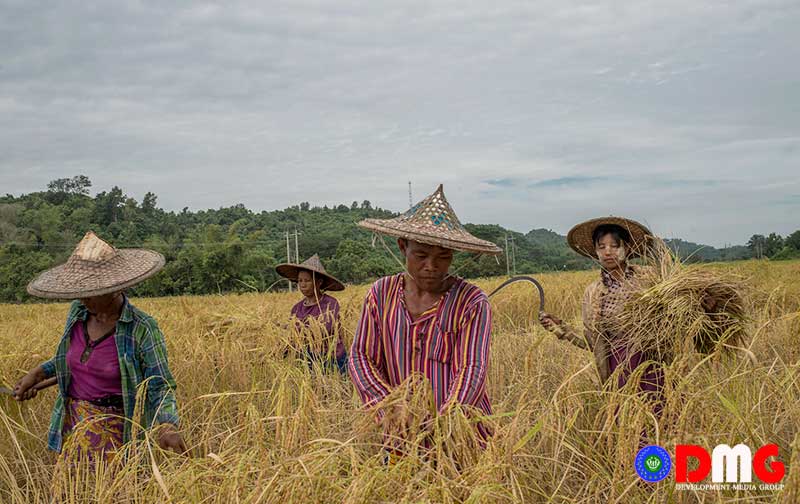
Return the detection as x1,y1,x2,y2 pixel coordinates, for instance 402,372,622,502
138,319,186,453
348,289,392,413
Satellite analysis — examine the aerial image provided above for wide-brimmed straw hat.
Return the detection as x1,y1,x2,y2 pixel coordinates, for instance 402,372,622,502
275,254,345,291
27,231,165,299
358,184,502,255
567,216,653,259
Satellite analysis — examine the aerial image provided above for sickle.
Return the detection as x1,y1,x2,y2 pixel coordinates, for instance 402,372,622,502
487,275,546,313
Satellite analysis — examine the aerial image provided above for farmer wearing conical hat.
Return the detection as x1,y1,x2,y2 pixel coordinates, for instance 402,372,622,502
276,254,347,373
13,232,185,461
538,217,721,416
349,185,502,443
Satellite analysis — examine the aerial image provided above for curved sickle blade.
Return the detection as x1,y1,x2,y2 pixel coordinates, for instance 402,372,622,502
487,275,546,313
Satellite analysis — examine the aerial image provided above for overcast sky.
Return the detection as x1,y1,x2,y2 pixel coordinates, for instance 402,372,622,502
1,0,798,246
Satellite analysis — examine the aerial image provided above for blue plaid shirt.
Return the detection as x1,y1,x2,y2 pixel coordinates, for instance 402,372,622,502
40,296,179,452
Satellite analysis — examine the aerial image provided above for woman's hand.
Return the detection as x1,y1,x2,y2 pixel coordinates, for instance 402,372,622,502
158,424,188,455
701,293,719,313
538,311,564,335
13,366,46,401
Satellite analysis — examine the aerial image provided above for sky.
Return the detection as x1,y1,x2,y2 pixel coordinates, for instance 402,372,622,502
1,0,798,247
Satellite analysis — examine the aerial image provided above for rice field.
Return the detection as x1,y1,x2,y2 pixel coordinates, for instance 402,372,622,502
1,260,798,503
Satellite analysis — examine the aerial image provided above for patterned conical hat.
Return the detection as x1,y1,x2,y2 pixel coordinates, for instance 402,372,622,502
275,254,345,291
27,231,165,299
358,184,502,255
567,216,653,259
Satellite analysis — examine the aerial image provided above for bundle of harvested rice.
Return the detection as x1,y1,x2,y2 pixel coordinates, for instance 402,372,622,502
614,239,748,363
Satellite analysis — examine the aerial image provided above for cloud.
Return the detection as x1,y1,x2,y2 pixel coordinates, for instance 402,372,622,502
528,176,610,188
772,195,800,206
0,0,798,247
485,176,610,189
484,178,517,188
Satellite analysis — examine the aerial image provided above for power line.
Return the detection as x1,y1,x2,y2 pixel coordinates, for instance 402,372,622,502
0,240,287,250
0,229,305,250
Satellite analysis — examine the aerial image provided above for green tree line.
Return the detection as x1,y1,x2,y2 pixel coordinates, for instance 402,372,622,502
0,175,796,302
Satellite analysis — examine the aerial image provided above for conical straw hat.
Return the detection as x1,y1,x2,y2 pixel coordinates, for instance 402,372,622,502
567,216,653,259
27,231,165,299
275,254,345,291
358,184,502,255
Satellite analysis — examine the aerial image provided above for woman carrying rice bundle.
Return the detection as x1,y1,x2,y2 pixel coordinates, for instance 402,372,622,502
276,254,347,373
538,217,722,416
13,231,185,462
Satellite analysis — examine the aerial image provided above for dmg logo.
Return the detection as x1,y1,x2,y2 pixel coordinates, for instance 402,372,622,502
635,444,785,487
675,444,784,483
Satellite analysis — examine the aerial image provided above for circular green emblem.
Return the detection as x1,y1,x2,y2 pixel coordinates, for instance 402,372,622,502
644,455,662,473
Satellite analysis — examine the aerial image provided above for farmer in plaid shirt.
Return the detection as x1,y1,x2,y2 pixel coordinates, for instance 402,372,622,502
14,232,185,461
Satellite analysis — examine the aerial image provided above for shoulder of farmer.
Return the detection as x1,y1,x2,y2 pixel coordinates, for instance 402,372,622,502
373,273,401,293
128,304,166,345
581,280,603,327
290,300,303,315
461,279,489,305
320,296,340,319
458,280,492,320
583,279,603,304
65,300,83,324
366,274,401,305
128,306,176,382
325,294,340,310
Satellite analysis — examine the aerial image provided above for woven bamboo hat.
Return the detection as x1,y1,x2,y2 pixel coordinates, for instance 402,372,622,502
27,231,165,299
358,184,502,255
275,254,345,292
567,216,653,259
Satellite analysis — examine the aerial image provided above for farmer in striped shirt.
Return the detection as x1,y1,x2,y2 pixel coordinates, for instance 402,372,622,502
350,185,502,444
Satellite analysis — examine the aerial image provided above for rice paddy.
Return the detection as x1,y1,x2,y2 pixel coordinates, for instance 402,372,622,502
1,260,799,503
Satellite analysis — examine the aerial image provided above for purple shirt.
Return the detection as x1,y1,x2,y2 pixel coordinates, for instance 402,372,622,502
66,322,123,401
291,293,346,358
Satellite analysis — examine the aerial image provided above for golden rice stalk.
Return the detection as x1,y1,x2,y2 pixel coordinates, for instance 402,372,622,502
614,238,748,362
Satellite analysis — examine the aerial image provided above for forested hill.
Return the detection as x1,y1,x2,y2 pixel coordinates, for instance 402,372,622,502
1,176,796,302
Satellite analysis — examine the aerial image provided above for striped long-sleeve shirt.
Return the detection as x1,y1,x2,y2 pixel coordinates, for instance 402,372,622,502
348,273,492,435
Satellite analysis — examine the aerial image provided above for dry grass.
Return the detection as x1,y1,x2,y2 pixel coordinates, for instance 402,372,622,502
616,240,749,362
0,260,798,503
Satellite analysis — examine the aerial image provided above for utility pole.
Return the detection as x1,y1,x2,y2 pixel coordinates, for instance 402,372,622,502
285,231,292,292
510,235,517,275
408,181,413,209
294,228,299,263
504,234,510,277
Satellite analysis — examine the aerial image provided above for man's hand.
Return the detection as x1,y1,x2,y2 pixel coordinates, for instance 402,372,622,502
384,403,410,436
157,424,188,455
380,401,415,453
